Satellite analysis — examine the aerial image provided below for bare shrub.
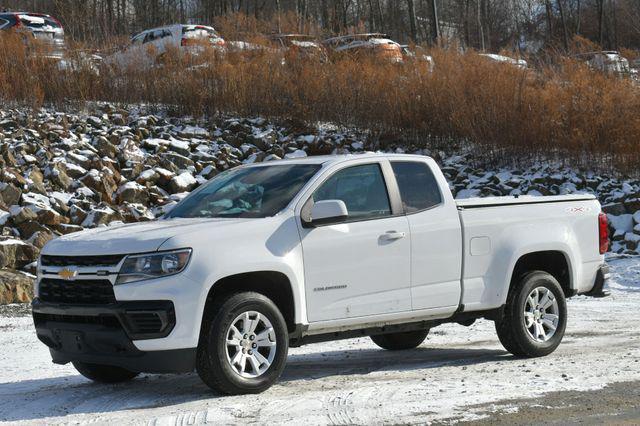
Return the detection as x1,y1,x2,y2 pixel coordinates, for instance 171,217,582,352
1,32,639,173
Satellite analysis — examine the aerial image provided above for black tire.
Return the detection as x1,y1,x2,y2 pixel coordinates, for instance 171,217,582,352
495,271,567,358
370,329,429,350
196,292,289,395
72,361,139,383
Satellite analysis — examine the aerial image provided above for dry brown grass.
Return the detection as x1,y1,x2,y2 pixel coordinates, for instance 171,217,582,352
1,32,639,173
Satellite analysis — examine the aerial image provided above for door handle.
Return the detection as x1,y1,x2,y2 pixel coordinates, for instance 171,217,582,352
381,231,406,241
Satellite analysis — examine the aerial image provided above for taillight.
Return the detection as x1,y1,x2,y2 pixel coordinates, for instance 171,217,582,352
181,38,188,46
598,212,609,254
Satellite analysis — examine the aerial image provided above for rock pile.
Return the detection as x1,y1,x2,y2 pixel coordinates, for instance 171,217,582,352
0,104,637,303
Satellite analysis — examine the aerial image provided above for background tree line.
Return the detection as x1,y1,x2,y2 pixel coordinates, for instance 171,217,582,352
2,0,640,53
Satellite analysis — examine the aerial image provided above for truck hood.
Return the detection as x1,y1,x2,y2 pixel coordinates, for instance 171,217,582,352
42,217,253,256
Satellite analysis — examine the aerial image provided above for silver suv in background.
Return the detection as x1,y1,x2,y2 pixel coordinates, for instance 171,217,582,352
576,51,632,76
0,12,65,59
106,24,225,69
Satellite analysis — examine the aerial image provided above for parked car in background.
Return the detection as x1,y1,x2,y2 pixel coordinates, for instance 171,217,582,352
270,34,328,62
106,24,225,69
576,51,631,76
478,53,527,69
0,11,65,59
401,44,435,72
324,33,403,63
226,40,270,52
631,58,640,81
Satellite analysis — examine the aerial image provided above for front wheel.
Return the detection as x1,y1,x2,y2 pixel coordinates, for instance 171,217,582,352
496,271,567,357
370,329,429,350
72,362,139,383
196,292,289,395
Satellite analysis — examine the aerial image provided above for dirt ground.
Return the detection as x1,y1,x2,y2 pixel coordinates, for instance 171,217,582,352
453,380,640,425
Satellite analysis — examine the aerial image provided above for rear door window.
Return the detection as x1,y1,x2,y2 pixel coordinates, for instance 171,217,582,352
157,29,171,39
391,161,442,213
183,26,219,40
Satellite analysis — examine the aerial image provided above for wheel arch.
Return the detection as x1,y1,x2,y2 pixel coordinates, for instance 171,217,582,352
198,271,296,342
508,250,574,298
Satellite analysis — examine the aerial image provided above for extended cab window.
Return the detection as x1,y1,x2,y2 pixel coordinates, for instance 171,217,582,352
391,161,442,212
165,164,320,219
313,163,391,220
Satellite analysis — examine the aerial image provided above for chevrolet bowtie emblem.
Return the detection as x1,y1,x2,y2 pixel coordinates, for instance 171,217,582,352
58,268,78,281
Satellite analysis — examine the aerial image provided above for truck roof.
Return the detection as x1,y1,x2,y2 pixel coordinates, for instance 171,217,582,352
248,153,433,167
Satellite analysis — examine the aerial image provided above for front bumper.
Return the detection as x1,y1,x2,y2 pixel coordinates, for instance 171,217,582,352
32,299,195,373
585,264,610,298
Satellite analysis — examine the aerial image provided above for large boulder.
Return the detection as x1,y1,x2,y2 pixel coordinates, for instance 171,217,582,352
0,183,22,206
0,270,34,304
81,205,123,228
168,172,197,193
0,238,39,269
163,152,194,169
94,135,118,159
28,230,54,250
116,182,150,205
79,169,118,203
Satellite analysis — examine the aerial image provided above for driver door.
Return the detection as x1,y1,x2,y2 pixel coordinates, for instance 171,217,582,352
299,162,411,322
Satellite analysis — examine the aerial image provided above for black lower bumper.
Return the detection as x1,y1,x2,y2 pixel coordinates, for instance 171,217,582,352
585,264,611,298
32,299,196,374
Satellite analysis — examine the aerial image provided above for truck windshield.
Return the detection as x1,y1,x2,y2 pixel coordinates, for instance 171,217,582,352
165,164,321,219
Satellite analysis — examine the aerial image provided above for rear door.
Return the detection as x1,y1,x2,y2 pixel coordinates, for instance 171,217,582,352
390,160,463,310
299,161,412,322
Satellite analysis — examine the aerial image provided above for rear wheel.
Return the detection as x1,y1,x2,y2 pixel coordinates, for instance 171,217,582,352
496,271,567,357
72,362,139,383
370,329,429,350
196,292,289,394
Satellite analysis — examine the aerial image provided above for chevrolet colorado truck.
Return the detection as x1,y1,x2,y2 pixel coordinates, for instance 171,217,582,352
33,154,610,394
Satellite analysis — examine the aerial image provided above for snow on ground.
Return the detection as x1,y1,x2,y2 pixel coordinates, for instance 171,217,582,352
1,257,639,425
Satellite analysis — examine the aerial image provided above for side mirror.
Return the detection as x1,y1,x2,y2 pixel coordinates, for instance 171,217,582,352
306,200,348,227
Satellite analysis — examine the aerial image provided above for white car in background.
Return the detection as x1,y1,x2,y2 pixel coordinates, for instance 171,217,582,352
576,51,632,76
479,53,527,69
106,24,225,69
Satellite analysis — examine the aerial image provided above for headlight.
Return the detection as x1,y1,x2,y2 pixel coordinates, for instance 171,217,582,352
116,249,192,285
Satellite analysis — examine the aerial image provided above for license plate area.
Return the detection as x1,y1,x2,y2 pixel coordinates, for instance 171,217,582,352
55,329,85,354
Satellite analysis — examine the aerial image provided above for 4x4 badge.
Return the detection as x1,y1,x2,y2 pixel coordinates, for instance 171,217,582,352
58,268,78,281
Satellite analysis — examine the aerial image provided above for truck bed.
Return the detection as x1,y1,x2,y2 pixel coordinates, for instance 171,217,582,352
456,194,596,209
456,194,602,312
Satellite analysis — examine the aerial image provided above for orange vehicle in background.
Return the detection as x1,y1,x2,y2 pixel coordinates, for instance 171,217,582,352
323,33,403,63
270,34,328,62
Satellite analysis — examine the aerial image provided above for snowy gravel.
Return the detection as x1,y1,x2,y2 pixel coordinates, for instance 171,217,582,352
0,256,638,425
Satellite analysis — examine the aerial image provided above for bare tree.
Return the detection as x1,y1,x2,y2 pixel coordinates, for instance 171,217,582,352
407,0,418,41
557,0,569,50
430,0,440,44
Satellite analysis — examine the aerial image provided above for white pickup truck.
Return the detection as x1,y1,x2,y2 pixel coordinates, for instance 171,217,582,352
33,154,610,394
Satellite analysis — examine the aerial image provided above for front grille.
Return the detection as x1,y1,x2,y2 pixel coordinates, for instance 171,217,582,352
39,278,116,305
40,254,125,268
33,312,121,328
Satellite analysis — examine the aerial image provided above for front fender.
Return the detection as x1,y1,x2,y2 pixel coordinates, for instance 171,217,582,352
157,214,307,347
